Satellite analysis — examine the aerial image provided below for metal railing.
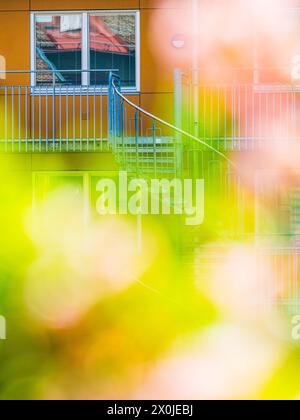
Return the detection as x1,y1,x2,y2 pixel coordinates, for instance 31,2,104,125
176,69,300,151
108,72,234,178
0,69,117,152
2,68,300,155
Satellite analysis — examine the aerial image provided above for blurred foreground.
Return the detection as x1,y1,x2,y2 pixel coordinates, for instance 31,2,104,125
0,157,300,400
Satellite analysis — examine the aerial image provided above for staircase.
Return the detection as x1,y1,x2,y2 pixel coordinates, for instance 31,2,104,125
113,136,178,176
108,73,185,179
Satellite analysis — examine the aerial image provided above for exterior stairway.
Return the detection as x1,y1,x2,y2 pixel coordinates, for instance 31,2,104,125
113,136,177,176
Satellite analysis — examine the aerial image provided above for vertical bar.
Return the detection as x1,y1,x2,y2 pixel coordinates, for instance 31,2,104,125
203,85,206,142
252,85,255,150
258,92,262,147
192,0,199,137
11,87,14,152
66,86,69,152
52,72,56,149
100,86,103,150
59,84,62,152
272,91,275,143
18,86,21,152
279,91,282,142
80,85,83,151
121,101,125,166
217,85,220,150
93,85,96,151
232,84,235,149
5,87,7,152
73,86,76,151
39,85,42,151
153,120,157,178
45,84,49,152
135,111,139,175
45,83,50,152
244,85,248,150
238,84,241,151
25,86,28,152
86,88,89,151
82,13,89,87
286,92,290,140
224,85,227,151
31,86,35,151
124,106,128,166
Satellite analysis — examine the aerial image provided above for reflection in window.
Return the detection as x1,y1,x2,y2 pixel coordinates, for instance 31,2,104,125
34,12,138,88
89,14,136,87
35,14,82,85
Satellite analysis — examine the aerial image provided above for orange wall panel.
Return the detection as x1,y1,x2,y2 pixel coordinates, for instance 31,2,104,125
140,8,192,93
0,11,30,85
0,1,29,11
31,0,139,10
140,93,174,123
139,93,174,138
141,0,191,9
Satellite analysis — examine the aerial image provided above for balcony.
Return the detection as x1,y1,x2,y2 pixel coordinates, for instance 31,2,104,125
0,70,114,153
179,82,300,152
1,69,300,160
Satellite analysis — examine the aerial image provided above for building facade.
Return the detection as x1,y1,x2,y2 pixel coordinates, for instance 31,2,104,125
1,0,300,309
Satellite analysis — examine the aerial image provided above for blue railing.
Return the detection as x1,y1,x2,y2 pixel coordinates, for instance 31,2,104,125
0,69,116,152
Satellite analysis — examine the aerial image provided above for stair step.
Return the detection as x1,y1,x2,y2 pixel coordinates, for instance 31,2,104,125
115,147,175,154
118,157,176,164
123,167,177,174
115,136,174,146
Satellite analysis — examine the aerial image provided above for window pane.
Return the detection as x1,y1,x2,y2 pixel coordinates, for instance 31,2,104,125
89,14,136,87
36,14,82,85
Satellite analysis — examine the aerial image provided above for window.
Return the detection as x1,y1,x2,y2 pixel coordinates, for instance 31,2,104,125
32,11,139,90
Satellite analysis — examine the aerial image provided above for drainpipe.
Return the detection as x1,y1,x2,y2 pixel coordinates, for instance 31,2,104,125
192,0,200,179
192,0,199,137
174,68,183,177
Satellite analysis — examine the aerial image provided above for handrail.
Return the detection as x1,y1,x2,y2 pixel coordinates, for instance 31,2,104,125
111,77,236,169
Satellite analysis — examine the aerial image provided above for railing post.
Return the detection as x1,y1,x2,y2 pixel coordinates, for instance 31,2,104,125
135,111,139,175
121,100,125,165
108,72,122,149
152,120,157,177
108,72,114,144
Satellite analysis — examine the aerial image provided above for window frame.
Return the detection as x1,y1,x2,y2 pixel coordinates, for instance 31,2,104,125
30,10,140,94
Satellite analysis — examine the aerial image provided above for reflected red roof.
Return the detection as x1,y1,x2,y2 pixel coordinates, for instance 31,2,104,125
37,16,129,54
